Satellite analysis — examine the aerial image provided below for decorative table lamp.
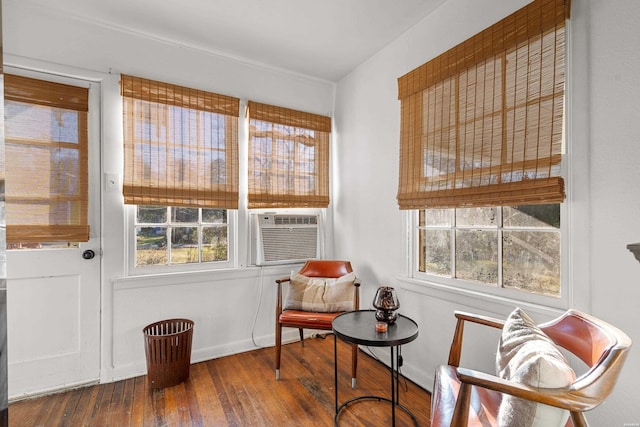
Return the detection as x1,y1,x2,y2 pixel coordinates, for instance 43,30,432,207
372,286,400,324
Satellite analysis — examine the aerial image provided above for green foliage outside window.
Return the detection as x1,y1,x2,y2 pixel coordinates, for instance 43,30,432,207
418,204,561,297
136,206,228,267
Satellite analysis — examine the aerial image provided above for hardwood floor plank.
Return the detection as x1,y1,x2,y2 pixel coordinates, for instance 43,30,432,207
58,387,83,427
9,336,431,426
207,358,243,426
181,373,204,427
189,362,225,426
66,383,99,427
129,375,147,427
90,381,115,426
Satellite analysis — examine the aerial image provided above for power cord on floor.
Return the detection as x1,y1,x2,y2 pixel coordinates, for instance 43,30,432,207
364,345,409,392
250,266,268,348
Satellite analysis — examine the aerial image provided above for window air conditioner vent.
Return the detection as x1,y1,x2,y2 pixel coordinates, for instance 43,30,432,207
252,214,320,265
274,215,318,226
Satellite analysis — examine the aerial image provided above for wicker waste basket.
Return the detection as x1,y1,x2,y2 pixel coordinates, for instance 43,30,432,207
143,318,194,389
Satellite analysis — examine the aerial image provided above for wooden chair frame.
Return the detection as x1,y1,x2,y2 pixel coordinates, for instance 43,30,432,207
431,309,632,427
274,260,360,388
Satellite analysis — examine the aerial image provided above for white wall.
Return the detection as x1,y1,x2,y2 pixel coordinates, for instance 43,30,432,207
2,0,336,388
334,0,640,425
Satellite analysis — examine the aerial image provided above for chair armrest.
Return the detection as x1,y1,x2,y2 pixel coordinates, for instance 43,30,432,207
454,311,505,328
455,367,594,412
448,311,505,366
275,277,291,317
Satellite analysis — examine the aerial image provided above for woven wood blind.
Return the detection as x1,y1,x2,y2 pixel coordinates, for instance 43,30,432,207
4,74,89,243
397,0,569,210
121,75,240,208
247,101,330,209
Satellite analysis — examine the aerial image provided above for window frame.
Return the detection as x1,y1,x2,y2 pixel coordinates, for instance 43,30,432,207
126,205,237,276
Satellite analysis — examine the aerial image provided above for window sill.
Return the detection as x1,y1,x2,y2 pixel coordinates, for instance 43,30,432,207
395,275,568,318
112,263,303,291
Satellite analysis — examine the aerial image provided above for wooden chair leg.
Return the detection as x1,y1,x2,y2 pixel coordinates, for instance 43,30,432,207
299,328,305,347
570,412,589,427
275,323,282,380
351,343,358,389
451,382,472,427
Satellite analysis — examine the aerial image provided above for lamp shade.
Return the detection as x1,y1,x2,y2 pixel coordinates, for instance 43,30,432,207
372,286,400,323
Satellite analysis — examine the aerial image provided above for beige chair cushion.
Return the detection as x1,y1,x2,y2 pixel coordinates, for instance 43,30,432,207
496,307,576,427
283,271,356,312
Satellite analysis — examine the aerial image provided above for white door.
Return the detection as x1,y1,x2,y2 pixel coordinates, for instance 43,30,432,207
5,71,101,398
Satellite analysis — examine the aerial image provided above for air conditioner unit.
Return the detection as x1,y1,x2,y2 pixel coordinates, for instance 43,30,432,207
252,214,320,266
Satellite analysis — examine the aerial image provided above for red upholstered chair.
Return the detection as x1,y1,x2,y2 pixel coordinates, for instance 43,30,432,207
431,309,632,427
275,260,360,387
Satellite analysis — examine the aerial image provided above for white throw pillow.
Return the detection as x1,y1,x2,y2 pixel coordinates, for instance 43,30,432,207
496,307,576,427
283,271,356,312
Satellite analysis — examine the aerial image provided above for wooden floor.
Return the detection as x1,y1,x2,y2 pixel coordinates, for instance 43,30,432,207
9,335,431,426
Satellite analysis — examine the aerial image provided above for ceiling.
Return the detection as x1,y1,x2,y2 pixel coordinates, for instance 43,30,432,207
18,0,447,82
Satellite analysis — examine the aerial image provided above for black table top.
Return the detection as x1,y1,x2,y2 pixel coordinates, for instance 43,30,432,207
332,310,419,347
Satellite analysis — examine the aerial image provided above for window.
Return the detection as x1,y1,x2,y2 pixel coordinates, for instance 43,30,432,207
4,74,89,246
121,75,239,272
134,206,229,268
247,101,330,209
418,204,561,297
400,0,570,298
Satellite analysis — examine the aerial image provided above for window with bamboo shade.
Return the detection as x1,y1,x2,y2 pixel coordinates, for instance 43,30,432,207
121,75,240,209
4,74,89,244
247,101,330,209
397,0,569,210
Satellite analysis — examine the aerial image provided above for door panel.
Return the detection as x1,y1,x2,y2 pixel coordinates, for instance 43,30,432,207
7,254,100,395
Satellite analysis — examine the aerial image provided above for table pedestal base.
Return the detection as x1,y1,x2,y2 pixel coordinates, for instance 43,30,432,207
334,396,417,426
334,335,418,427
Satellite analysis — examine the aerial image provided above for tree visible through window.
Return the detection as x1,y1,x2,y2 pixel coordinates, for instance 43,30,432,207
418,204,560,297
135,206,228,267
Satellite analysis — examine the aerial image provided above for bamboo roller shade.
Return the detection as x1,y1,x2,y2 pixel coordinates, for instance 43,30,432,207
247,101,330,209
121,75,240,209
397,0,569,210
